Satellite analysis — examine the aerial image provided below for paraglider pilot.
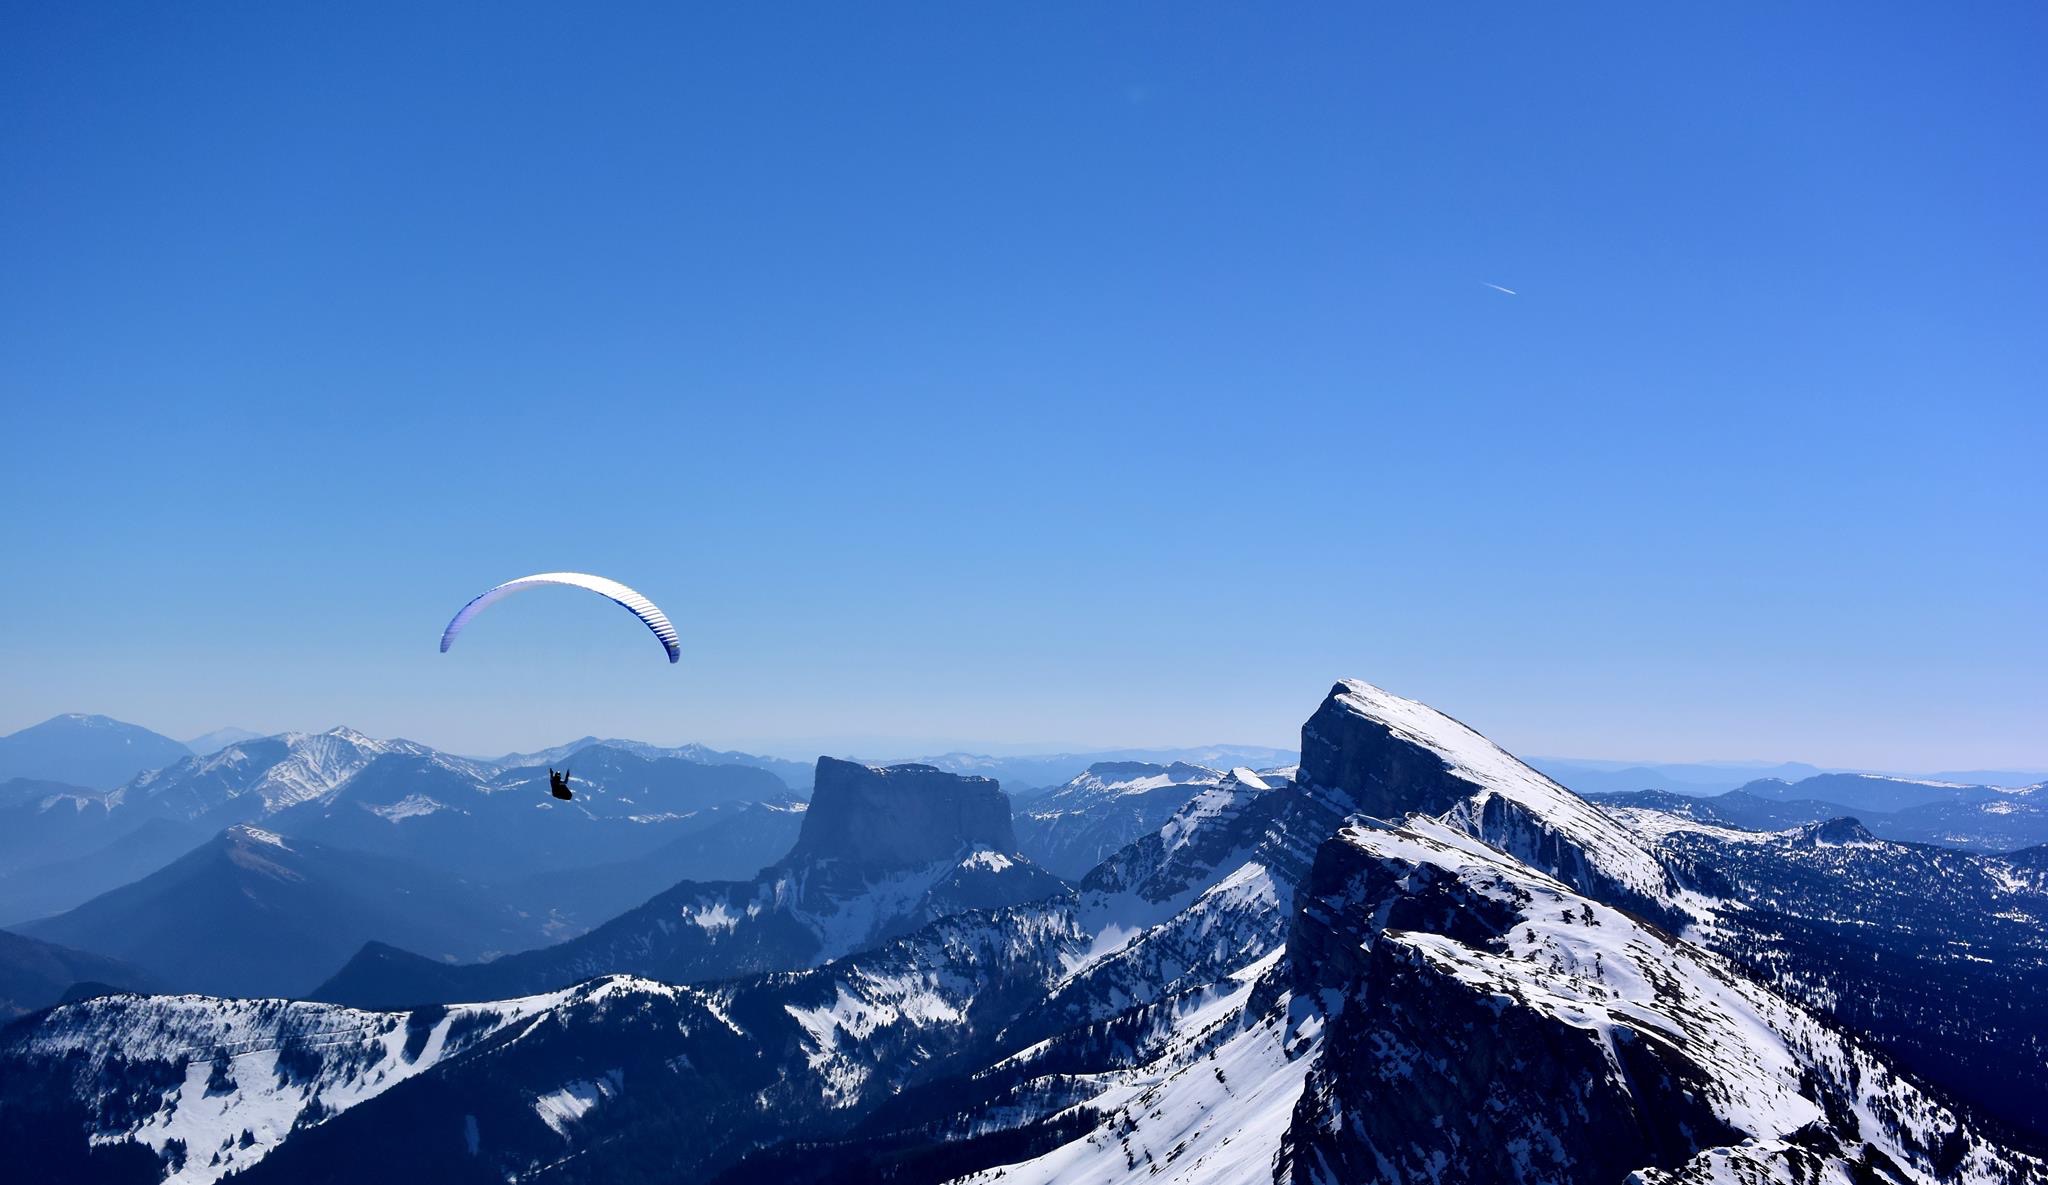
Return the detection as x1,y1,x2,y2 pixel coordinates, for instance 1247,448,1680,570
548,768,573,801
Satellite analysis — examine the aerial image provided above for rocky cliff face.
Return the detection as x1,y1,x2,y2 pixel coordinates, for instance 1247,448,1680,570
1302,678,1684,925
787,757,1015,867
1298,688,1483,819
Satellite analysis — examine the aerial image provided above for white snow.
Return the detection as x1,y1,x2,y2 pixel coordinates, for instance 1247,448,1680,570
117,727,484,819
1322,680,1675,905
685,900,741,934
532,1069,623,1138
367,794,448,822
1603,807,1778,845
785,970,969,1107
950,966,1308,1185
26,978,683,1185
1314,816,2019,1185
1044,763,1224,806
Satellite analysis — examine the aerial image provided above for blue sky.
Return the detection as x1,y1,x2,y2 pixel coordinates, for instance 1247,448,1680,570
3,4,2043,767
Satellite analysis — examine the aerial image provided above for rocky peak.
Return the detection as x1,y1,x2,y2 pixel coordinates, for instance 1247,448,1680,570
784,757,1015,867
1298,679,1681,923
1077,759,1213,783
1299,680,1508,818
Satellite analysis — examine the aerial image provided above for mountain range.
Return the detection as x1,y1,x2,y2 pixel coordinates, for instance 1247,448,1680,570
901,745,1298,795
1530,755,1832,796
0,730,806,936
2,678,2039,1184
1593,772,2048,851
0,715,192,791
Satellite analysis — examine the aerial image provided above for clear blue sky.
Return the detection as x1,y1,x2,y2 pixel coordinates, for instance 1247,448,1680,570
3,3,2042,768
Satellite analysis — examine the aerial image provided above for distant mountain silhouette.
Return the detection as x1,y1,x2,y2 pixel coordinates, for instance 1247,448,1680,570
0,715,190,790
1595,776,2048,853
0,928,158,1018
184,726,264,755
18,825,553,998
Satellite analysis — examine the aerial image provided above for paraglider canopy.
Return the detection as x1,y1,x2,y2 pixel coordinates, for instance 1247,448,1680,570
440,572,681,663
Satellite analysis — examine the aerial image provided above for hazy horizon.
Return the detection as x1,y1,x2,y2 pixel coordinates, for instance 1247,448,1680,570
9,700,2047,786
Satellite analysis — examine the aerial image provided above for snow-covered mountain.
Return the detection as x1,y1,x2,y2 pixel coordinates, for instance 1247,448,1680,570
273,745,796,889
0,714,192,791
1013,761,1237,879
0,729,476,924
0,731,805,928
113,728,461,826
903,745,1297,796
1588,786,1867,831
315,757,1066,1007
3,679,2041,1184
1602,806,2048,1143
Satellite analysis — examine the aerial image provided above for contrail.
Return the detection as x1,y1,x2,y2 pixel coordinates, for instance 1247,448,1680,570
1482,282,1517,296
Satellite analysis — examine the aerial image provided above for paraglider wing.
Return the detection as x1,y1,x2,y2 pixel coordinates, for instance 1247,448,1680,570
440,572,681,663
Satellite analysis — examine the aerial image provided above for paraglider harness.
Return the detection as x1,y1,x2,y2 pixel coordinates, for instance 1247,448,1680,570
548,767,573,800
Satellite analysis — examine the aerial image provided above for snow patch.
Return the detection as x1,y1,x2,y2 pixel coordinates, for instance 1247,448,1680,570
367,794,447,822
532,1069,623,1138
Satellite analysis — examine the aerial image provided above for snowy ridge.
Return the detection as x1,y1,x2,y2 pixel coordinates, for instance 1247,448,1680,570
757,902,1089,1112
1015,763,1240,880
7,974,704,1183
1277,816,2037,1184
19,987,559,1184
951,957,1311,1185
115,728,476,820
1604,805,1785,845
1318,679,1677,908
1044,762,1222,805
1056,762,1317,986
1594,793,2048,1142
754,846,1045,963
